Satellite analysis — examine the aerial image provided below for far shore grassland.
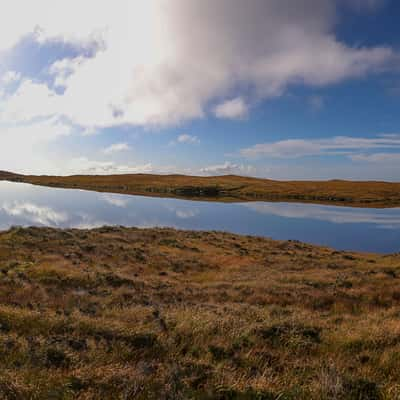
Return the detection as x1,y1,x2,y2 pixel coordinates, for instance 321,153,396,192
1,171,400,208
0,226,399,398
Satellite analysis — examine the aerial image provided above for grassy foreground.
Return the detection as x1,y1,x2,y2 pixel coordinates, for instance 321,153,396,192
2,171,400,207
0,226,399,399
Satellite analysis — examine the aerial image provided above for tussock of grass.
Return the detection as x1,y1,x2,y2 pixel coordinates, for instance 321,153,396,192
0,226,399,398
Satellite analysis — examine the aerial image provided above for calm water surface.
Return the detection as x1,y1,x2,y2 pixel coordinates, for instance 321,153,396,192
0,181,399,253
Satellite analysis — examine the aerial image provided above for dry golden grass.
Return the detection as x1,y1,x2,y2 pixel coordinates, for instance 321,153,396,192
0,226,399,399
2,171,400,207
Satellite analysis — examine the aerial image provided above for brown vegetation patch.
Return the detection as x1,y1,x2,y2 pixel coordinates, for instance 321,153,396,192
0,226,398,398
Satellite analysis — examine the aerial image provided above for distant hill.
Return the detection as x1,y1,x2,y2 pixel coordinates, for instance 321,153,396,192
1,171,400,207
0,170,21,179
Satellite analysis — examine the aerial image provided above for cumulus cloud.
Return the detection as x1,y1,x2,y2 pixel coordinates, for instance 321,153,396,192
177,134,200,144
173,208,200,219
0,80,62,123
1,71,21,85
175,209,199,219
67,158,154,175
101,194,130,208
200,161,255,176
102,142,130,154
350,153,400,163
1,202,68,226
244,202,400,228
0,0,396,130
240,135,400,159
49,57,88,89
0,118,72,173
214,98,248,119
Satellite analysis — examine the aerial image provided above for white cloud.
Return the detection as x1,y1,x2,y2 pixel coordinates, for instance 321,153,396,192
0,118,72,174
175,209,199,219
1,117,71,143
240,135,400,159
350,153,400,163
101,194,130,207
0,79,61,123
67,158,260,177
49,56,88,89
200,161,255,176
67,158,154,175
102,142,130,154
62,157,198,176
177,134,200,144
1,202,68,226
214,97,248,119
1,71,21,85
0,0,396,129
244,202,400,229
164,204,200,219
380,133,400,138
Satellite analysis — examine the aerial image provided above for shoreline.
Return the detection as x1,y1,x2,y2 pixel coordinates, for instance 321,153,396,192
1,171,400,208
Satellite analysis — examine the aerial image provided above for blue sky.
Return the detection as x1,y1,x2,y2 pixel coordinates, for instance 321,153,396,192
0,0,400,180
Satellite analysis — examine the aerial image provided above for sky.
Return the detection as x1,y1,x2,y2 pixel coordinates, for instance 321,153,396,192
0,0,400,180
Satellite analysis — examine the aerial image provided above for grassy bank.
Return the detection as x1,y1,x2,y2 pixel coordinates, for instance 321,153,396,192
0,226,399,398
2,171,400,207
